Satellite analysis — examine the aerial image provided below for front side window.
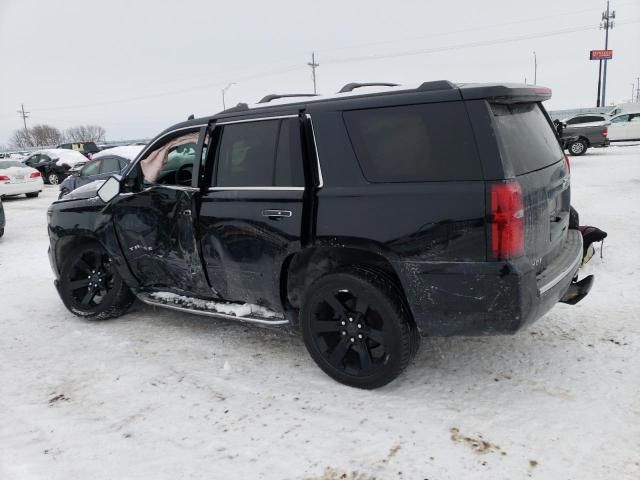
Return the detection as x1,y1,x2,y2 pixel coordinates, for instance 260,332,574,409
80,160,100,177
611,115,629,123
213,118,303,187
139,131,200,186
99,157,121,174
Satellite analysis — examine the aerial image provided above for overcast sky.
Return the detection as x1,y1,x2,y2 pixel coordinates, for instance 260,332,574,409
1,0,639,146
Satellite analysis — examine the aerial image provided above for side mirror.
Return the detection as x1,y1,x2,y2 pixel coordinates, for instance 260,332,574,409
97,176,120,203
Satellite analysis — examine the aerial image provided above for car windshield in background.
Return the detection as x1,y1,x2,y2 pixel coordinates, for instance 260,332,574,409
0,161,24,168
491,102,563,175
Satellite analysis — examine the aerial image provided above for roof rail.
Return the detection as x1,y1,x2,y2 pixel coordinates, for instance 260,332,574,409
338,82,398,93
417,80,456,92
259,93,318,104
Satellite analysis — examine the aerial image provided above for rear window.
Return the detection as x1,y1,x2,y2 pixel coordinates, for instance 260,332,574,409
343,102,482,182
491,103,563,175
0,161,23,168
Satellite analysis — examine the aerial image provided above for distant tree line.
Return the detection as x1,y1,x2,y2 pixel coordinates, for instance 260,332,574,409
10,124,106,148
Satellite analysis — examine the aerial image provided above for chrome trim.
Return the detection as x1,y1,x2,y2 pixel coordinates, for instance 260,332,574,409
305,114,324,188
217,114,298,126
208,186,304,192
538,242,583,295
137,295,289,326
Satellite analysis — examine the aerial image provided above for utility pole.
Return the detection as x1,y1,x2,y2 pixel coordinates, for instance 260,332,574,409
17,103,30,131
221,82,235,110
635,77,640,103
600,1,615,106
307,52,319,95
533,51,537,85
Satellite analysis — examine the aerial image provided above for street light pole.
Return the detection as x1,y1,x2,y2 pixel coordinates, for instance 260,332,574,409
221,82,235,110
533,51,537,85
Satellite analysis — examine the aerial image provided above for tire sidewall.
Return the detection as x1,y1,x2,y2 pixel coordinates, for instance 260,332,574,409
569,140,587,156
300,271,410,389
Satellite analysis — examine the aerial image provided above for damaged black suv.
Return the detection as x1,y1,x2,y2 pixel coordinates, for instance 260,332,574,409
47,81,593,389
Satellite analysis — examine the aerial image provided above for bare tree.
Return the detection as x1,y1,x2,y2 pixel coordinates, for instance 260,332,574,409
65,125,106,142
10,124,63,148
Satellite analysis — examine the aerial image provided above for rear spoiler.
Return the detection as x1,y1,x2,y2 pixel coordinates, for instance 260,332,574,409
458,83,552,104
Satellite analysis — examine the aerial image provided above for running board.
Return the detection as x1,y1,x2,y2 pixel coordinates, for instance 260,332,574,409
136,293,290,326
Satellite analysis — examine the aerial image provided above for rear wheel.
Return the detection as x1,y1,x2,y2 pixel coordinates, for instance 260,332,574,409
48,173,60,185
301,267,417,389
25,192,39,198
568,139,588,156
58,242,134,320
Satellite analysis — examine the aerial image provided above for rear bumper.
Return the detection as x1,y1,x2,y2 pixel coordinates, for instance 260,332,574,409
394,229,585,336
0,179,43,196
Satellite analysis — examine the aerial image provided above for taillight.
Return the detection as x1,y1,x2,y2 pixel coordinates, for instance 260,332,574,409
564,153,570,173
490,181,524,260
0,175,9,181
602,127,608,137
30,171,41,178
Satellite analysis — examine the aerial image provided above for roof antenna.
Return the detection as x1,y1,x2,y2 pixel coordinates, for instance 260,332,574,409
187,114,195,120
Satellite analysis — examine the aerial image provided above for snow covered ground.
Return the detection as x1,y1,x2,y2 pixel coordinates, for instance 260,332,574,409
1,146,639,480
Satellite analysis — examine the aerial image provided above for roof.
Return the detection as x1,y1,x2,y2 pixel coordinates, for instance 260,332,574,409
154,81,552,140
93,145,145,162
35,148,88,167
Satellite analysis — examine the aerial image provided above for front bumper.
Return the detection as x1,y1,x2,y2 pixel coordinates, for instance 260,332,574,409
394,229,586,336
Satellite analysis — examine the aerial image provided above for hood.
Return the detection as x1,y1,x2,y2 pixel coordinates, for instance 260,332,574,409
60,179,107,201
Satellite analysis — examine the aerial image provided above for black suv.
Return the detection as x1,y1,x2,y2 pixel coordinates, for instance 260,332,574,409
47,81,592,389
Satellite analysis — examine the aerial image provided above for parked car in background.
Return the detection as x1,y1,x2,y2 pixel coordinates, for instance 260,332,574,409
22,149,88,185
607,112,640,142
0,197,5,238
59,145,145,198
56,142,101,159
48,81,592,389
0,159,44,198
560,122,610,156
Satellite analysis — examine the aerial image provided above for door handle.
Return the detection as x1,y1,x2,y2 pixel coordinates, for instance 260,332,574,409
261,209,292,218
182,209,192,216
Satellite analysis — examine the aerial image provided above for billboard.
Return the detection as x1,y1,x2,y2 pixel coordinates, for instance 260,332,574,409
590,50,613,60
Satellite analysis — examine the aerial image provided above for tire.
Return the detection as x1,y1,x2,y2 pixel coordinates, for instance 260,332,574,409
569,206,580,230
58,188,69,199
300,267,417,389
58,242,135,320
568,139,588,156
0,227,4,238
25,192,39,198
48,173,60,185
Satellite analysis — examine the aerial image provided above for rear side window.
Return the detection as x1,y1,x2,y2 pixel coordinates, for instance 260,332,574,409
99,156,121,174
343,102,482,182
215,119,303,187
491,103,563,175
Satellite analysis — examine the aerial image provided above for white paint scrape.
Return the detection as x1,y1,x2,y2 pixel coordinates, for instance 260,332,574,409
149,291,283,319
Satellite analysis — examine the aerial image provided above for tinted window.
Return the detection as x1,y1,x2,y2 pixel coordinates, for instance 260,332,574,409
274,119,304,186
567,115,603,124
215,120,280,187
611,115,629,123
343,102,481,182
491,103,563,175
99,156,121,174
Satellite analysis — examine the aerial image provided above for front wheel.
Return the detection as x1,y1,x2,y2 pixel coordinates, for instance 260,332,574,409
48,173,60,185
568,139,588,156
58,243,135,320
301,267,417,389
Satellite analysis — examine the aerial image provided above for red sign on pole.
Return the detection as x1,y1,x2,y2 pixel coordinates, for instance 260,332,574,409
590,50,613,60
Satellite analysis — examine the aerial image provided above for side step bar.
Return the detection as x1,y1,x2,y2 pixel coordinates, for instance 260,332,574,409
560,275,594,305
136,293,290,326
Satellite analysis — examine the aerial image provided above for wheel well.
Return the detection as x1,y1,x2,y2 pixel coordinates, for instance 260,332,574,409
56,235,99,267
578,136,590,147
281,246,412,321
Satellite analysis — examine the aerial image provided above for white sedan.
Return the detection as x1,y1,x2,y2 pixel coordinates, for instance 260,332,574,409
607,112,640,141
0,160,44,198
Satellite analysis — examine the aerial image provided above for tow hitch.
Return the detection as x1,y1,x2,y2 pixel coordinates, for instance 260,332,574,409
560,275,594,305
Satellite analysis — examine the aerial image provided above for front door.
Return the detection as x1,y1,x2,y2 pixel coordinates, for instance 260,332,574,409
110,127,210,296
198,115,308,310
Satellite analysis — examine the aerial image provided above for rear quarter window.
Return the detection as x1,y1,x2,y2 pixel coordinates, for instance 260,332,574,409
491,102,563,175
343,102,482,182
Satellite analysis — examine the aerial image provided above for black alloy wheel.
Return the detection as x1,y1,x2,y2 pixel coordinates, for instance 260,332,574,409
301,268,416,389
59,243,134,320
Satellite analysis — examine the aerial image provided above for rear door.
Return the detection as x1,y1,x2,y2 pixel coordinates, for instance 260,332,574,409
198,115,306,310
490,102,569,272
608,114,630,140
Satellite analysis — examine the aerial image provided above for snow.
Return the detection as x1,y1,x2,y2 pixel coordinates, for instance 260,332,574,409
1,145,639,479
92,145,145,162
149,291,284,319
38,149,88,168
